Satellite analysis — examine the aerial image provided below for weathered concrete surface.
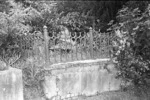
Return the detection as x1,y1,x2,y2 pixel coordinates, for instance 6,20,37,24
0,67,23,100
43,60,121,99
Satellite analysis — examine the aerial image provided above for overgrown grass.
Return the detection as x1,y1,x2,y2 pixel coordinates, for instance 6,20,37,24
77,85,150,100
9,54,48,100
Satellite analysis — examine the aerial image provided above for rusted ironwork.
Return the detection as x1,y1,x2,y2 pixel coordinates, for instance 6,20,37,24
43,25,50,68
89,27,94,58
0,25,113,66
43,26,112,65
0,31,44,67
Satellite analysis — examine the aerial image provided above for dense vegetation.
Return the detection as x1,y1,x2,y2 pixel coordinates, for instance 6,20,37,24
111,1,150,87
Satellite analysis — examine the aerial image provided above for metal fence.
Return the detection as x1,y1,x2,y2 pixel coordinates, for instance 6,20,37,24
43,26,113,65
0,31,44,68
0,25,113,67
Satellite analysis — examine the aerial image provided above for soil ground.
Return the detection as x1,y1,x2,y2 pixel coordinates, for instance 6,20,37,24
25,86,150,100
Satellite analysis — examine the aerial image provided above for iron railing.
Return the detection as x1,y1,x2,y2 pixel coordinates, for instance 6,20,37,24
43,26,113,65
0,25,113,67
0,31,44,68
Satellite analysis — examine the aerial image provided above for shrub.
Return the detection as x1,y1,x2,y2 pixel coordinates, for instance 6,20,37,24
111,3,150,87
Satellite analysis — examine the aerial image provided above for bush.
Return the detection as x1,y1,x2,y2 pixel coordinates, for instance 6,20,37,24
111,3,150,86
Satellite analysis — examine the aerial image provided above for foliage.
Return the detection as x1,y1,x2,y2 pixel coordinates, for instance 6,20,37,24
0,0,11,13
23,61,45,99
0,60,8,70
0,0,58,64
111,2,150,86
56,0,127,32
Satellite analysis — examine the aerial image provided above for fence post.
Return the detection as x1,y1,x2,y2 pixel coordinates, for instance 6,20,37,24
43,25,50,68
89,27,94,58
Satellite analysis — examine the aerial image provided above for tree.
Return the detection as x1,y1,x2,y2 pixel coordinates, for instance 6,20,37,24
53,0,128,32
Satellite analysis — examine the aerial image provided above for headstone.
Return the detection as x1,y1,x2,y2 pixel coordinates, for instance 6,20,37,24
0,67,23,100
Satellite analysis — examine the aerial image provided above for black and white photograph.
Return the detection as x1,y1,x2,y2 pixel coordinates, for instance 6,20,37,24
0,0,150,100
